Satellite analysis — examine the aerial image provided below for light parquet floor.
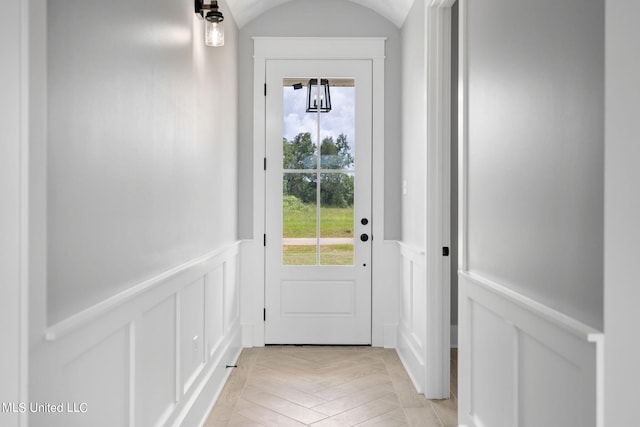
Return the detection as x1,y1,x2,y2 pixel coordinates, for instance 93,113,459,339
204,346,458,427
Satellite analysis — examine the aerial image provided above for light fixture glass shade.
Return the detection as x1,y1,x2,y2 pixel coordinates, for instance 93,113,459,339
205,20,224,46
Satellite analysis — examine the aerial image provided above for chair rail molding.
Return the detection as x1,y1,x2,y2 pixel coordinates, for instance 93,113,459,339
30,242,243,427
458,271,603,427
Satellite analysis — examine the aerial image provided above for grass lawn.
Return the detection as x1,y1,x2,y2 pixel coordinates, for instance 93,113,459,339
283,203,354,238
282,201,355,265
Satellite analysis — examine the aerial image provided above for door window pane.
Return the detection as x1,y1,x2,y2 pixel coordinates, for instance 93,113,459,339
320,173,354,266
282,173,317,265
283,82,317,170
281,78,356,267
320,80,355,170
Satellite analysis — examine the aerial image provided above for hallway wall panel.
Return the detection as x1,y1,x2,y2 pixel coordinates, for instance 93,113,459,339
397,243,427,393
458,272,601,427
46,0,239,324
136,297,176,427
31,243,242,427
399,0,427,251
460,0,605,423
465,0,604,330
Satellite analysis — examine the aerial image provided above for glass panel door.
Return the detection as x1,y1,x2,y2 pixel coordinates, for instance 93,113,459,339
265,59,372,345
281,78,356,267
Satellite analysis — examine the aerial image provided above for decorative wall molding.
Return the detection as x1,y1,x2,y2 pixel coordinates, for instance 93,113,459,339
30,242,243,427
44,243,241,342
374,241,401,348
397,242,427,394
458,271,603,427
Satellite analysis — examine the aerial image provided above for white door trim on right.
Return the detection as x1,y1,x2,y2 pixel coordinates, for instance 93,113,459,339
1,1,47,425
424,0,456,399
0,3,28,425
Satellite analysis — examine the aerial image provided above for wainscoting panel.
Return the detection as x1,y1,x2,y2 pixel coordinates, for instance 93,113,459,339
62,327,129,427
31,242,243,427
206,265,225,358
135,297,176,427
180,278,206,395
224,258,240,336
397,242,427,393
459,271,603,427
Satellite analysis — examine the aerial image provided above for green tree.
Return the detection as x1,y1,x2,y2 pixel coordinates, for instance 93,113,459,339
320,133,353,169
283,133,316,203
283,132,354,207
320,174,354,208
319,133,354,207
283,132,316,169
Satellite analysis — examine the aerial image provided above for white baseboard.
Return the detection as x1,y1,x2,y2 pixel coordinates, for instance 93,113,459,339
396,327,426,394
396,242,427,394
177,326,242,427
241,323,253,347
384,323,398,348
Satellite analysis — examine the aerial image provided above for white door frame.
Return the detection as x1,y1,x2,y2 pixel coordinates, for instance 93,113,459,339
245,37,385,347
1,2,29,425
1,1,47,425
424,0,457,398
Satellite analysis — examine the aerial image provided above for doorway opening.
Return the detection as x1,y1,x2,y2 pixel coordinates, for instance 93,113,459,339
450,0,459,403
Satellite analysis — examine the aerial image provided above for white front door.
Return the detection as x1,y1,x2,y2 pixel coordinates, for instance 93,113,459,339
265,59,372,344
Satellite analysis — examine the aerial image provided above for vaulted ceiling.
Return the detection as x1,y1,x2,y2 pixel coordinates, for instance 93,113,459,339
225,0,416,28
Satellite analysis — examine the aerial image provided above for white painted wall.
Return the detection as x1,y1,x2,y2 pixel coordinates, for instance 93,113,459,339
400,0,427,251
604,0,640,424
47,0,239,323
459,0,605,424
27,0,243,425
396,0,428,394
237,0,402,240
0,1,25,425
398,0,458,398
466,0,604,330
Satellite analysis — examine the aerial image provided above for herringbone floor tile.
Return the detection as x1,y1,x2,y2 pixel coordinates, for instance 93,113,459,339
204,347,457,427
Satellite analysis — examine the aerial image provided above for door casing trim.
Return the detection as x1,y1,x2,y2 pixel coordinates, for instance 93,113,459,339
245,37,386,347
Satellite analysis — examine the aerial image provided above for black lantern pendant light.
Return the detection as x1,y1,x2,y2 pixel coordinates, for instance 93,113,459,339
306,79,332,113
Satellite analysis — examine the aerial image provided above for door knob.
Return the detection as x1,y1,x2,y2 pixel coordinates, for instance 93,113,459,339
360,233,369,242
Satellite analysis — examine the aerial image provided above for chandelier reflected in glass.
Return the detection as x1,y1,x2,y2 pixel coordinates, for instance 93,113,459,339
306,78,332,113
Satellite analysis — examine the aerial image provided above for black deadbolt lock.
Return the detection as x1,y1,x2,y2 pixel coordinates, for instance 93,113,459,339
361,218,369,225
360,234,369,242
